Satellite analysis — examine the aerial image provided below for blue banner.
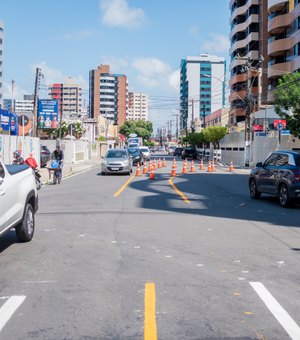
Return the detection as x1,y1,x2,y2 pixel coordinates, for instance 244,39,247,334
37,99,59,129
0,109,19,135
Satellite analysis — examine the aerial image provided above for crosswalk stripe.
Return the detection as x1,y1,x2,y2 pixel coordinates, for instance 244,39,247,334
0,296,26,332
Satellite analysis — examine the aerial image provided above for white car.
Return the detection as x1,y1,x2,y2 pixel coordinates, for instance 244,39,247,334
139,146,151,161
0,158,38,242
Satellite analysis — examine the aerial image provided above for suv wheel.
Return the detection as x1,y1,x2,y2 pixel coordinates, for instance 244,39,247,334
279,184,291,208
249,178,261,199
15,203,35,242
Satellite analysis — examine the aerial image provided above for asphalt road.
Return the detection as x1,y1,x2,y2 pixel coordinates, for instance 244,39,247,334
1,155,300,340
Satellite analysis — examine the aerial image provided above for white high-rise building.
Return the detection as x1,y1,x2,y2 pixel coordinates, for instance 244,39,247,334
180,54,226,131
127,92,148,121
0,21,3,108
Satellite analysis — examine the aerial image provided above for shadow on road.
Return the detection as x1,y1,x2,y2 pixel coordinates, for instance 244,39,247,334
129,171,300,228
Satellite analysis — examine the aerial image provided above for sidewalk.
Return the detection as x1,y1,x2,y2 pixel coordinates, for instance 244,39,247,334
40,158,102,184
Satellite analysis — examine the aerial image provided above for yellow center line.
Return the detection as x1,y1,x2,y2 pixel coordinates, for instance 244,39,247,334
168,178,190,203
144,283,157,340
113,175,135,197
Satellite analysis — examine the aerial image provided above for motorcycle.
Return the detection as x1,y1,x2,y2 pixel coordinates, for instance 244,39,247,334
25,156,42,190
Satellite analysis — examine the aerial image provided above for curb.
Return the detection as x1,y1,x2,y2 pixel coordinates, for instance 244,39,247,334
41,163,101,186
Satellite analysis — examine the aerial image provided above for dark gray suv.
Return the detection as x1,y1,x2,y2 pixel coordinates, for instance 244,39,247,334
249,150,300,207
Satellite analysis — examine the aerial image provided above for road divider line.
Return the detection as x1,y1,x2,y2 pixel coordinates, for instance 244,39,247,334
168,178,190,203
144,283,157,340
0,296,26,332
250,282,300,340
114,175,135,197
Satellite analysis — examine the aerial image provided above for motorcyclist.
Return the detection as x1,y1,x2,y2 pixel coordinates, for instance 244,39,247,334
52,145,64,180
12,150,24,165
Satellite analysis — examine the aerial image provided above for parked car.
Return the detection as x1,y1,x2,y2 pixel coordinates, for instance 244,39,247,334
40,145,51,167
168,146,176,155
101,149,132,175
139,146,151,161
174,147,183,157
182,147,197,160
249,150,300,207
127,147,144,166
0,158,38,242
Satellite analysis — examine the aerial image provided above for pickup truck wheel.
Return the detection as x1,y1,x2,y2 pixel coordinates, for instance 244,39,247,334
15,203,35,242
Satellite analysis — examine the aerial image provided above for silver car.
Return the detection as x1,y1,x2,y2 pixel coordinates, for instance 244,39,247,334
139,146,151,161
101,149,132,175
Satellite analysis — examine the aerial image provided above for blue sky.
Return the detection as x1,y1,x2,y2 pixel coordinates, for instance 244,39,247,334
1,0,230,129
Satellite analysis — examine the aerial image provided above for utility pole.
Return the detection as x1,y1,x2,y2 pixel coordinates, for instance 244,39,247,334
191,99,195,133
32,67,41,138
235,54,263,167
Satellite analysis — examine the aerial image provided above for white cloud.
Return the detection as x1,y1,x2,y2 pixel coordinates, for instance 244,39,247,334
3,82,28,100
201,33,230,54
169,69,180,92
63,29,94,40
31,62,87,89
100,56,130,73
99,0,146,29
132,57,178,93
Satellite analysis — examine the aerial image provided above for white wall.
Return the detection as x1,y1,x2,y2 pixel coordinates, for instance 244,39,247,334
0,134,40,165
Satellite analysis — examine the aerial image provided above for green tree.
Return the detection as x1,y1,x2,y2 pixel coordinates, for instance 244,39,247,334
186,132,205,147
202,126,227,149
274,72,300,138
119,120,153,141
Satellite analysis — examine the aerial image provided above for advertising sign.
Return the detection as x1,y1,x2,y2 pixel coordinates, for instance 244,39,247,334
37,100,59,129
274,119,286,129
0,109,19,135
253,124,264,132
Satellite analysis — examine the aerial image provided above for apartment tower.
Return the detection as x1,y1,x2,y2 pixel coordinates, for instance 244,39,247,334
0,21,3,108
89,65,128,126
180,54,226,132
48,78,82,118
229,0,269,126
127,92,148,121
268,0,300,101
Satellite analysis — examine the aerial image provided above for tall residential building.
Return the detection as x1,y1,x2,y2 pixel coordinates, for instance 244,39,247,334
127,92,148,121
229,0,269,126
89,64,128,126
0,21,3,108
48,78,82,118
180,54,226,132
267,0,300,101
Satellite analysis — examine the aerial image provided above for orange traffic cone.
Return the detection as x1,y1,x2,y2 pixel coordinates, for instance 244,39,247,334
135,163,141,176
199,159,204,170
212,160,216,172
153,159,157,169
182,160,188,174
149,167,155,180
162,158,167,167
190,160,195,173
158,159,162,168
143,162,148,174
171,163,176,177
229,161,234,172
207,161,212,172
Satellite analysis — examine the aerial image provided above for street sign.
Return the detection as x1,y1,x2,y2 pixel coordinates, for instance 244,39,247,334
18,115,29,126
274,119,286,129
255,132,267,136
280,130,291,135
129,133,137,138
277,123,284,131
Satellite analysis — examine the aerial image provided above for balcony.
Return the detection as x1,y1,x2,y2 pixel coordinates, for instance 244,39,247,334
268,0,289,12
268,30,300,57
268,3,300,34
230,14,259,39
268,55,300,78
230,32,259,55
230,0,259,24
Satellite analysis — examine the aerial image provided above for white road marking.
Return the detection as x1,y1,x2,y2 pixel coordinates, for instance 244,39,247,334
250,282,300,340
0,296,26,332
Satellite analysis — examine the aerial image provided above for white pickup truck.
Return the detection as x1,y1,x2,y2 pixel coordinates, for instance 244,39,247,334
0,158,38,242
